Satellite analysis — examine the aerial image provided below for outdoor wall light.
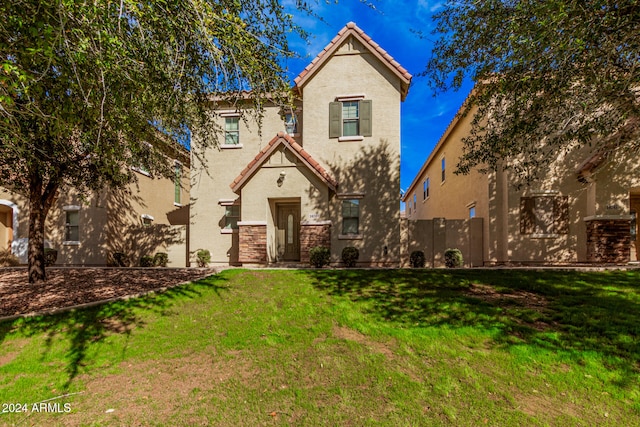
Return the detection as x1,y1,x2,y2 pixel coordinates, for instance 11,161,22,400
277,171,286,187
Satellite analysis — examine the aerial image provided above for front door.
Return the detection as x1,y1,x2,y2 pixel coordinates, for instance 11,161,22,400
277,203,300,261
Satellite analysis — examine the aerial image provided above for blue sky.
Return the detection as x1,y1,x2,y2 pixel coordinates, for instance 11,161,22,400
282,0,475,194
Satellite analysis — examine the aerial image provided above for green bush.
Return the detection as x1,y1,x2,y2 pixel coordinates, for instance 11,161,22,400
341,246,359,268
410,250,426,268
0,249,20,267
444,248,463,268
140,255,154,267
196,249,211,267
112,252,129,267
309,246,330,268
44,248,58,267
153,252,169,267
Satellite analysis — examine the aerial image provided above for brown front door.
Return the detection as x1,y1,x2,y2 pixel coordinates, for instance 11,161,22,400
631,196,640,261
277,203,300,261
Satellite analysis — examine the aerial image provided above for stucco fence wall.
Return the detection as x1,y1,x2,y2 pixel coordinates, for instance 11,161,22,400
401,218,484,268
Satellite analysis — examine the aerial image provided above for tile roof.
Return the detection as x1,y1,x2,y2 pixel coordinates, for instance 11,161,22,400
294,22,412,101
230,132,338,193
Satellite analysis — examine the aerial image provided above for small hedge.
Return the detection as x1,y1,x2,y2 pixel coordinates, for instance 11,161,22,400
112,252,129,267
140,255,154,267
153,252,169,267
0,249,20,267
196,249,211,267
444,248,463,268
409,250,425,268
341,246,359,268
309,246,330,268
44,248,58,267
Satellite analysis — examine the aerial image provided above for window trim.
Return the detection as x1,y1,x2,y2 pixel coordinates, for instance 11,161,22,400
223,116,240,147
340,198,361,238
63,206,80,244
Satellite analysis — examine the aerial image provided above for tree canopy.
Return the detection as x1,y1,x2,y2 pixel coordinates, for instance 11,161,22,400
0,0,300,282
425,0,640,183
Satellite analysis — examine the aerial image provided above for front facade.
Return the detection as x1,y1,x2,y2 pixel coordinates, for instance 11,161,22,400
0,152,190,267
190,22,412,266
404,91,640,265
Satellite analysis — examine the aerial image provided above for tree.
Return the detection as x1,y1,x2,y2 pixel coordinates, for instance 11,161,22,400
0,0,300,283
425,0,640,183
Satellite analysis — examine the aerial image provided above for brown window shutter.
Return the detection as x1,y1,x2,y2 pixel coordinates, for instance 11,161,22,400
554,196,569,234
360,100,372,137
329,102,342,138
520,197,535,234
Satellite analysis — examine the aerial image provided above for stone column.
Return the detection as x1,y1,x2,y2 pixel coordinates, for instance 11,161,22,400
238,221,267,264
300,221,332,264
584,216,632,263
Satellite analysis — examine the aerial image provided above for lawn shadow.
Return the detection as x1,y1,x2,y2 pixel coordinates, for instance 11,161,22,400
0,274,229,389
304,268,640,387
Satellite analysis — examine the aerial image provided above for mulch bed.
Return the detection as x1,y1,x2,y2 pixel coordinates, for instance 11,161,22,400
0,267,215,319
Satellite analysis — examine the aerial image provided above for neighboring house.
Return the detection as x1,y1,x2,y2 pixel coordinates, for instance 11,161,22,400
403,91,640,265
190,22,412,266
0,147,190,267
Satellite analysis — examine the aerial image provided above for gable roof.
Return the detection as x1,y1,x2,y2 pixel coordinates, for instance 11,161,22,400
230,132,338,193
294,22,412,101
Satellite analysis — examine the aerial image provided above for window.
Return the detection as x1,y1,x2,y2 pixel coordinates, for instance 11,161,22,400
469,206,476,218
520,195,569,236
141,214,154,227
224,205,240,229
174,162,182,205
441,157,446,182
225,117,239,145
423,178,429,200
329,99,372,139
284,113,298,135
413,194,417,211
65,210,79,242
342,199,360,235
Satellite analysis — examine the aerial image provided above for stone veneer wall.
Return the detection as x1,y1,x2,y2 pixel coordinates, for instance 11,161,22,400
300,223,331,264
238,224,267,264
585,218,631,263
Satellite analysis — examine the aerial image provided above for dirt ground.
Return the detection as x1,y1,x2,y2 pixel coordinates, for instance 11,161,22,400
0,267,215,318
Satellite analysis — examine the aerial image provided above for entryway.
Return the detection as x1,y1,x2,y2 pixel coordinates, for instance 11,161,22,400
276,203,300,261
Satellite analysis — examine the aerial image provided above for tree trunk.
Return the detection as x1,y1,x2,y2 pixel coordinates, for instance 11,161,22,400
27,174,59,284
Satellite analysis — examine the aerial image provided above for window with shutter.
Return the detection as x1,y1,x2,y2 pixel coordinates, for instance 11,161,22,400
520,195,569,236
329,99,372,138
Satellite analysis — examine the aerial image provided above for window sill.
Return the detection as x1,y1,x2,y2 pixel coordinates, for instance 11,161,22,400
131,167,151,177
174,202,183,207
62,241,80,246
339,234,363,240
338,136,364,142
220,229,239,234
220,144,243,149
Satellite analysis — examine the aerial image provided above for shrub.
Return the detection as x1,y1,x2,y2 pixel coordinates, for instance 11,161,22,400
341,246,359,268
196,249,211,267
44,248,58,267
112,252,129,267
0,249,20,267
309,246,330,268
140,255,154,267
153,252,169,267
444,248,463,268
410,250,426,268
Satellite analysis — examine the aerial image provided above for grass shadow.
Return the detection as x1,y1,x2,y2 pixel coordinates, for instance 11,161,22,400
303,268,640,387
0,274,229,388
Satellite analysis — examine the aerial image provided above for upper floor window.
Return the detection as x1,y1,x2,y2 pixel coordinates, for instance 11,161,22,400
284,113,298,135
413,194,417,211
469,206,476,218
329,97,372,139
441,157,446,183
63,207,80,242
424,178,430,199
225,117,239,145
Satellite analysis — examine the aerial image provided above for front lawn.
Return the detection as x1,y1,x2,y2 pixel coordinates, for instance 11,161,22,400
0,268,638,425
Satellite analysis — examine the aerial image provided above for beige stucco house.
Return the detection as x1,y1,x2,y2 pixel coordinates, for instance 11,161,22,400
403,91,640,265
0,148,190,267
190,22,412,266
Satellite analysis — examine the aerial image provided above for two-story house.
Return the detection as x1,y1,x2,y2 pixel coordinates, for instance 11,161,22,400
190,22,412,266
403,89,640,265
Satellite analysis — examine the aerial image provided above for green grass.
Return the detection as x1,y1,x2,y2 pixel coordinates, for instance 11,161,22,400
0,268,639,425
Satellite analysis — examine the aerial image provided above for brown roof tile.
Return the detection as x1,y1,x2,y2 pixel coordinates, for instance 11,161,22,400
230,132,338,193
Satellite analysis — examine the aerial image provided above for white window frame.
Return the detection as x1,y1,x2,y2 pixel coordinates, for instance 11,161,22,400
63,205,81,245
220,112,242,148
